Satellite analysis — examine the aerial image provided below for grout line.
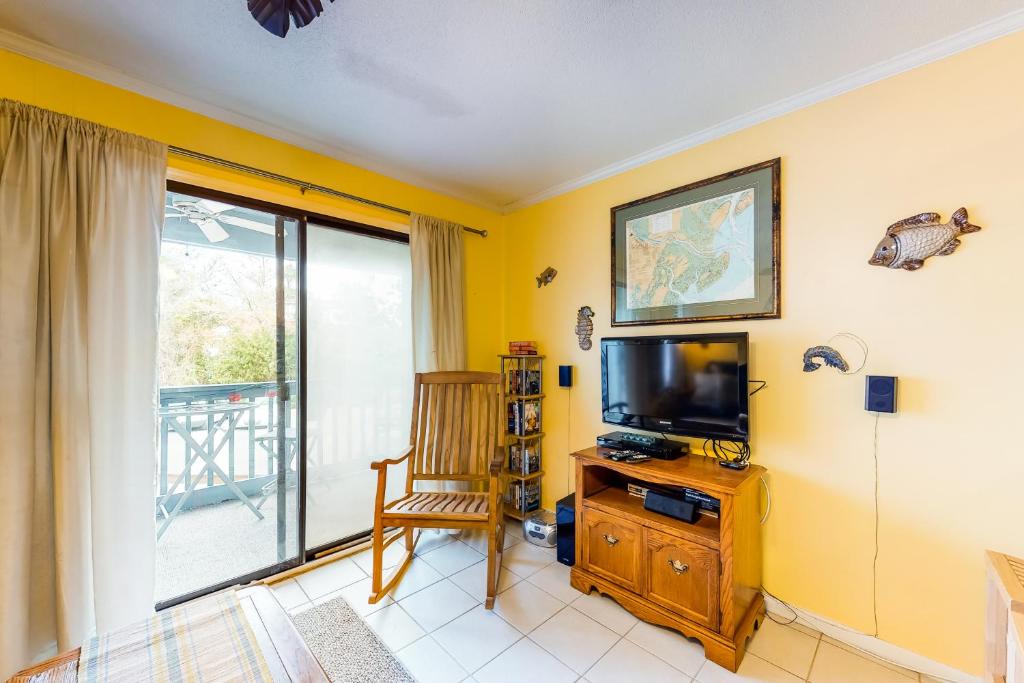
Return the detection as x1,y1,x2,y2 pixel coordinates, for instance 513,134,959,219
576,632,624,680
601,619,709,681
806,635,823,681
693,656,708,682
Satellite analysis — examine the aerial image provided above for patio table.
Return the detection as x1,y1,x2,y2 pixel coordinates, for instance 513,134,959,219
255,427,299,510
156,401,264,539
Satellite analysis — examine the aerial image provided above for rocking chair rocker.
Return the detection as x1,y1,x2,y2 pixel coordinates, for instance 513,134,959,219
369,371,506,607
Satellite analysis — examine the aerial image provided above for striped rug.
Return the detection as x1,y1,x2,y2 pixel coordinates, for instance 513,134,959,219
78,592,272,682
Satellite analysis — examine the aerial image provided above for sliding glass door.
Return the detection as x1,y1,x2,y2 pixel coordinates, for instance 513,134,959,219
155,184,413,604
156,188,300,605
304,224,413,550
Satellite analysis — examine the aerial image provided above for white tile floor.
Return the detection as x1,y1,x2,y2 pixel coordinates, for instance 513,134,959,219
270,527,926,683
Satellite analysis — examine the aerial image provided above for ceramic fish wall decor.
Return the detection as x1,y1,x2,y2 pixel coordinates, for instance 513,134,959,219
869,207,981,271
575,306,595,350
536,267,558,287
802,345,849,373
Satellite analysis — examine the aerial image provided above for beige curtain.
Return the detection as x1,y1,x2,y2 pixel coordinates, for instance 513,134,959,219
410,214,468,521
0,100,166,678
410,213,466,372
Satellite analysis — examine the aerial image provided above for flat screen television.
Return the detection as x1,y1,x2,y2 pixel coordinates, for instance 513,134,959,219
601,333,749,442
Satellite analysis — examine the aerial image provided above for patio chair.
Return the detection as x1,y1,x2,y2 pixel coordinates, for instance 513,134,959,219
369,371,506,607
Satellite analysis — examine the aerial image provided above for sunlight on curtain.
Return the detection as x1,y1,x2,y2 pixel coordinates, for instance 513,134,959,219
0,99,165,679
305,227,413,548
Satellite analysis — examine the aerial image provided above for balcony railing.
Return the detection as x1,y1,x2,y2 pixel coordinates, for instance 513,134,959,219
157,381,296,517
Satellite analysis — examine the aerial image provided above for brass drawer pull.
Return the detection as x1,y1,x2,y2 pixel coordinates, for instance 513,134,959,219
602,534,619,547
668,559,689,575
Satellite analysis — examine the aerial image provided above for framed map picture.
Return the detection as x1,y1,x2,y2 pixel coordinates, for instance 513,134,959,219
611,158,780,326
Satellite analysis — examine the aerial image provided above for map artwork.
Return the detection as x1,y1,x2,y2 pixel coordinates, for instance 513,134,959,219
625,188,757,310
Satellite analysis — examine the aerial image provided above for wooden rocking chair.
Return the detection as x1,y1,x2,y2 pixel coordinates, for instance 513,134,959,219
369,371,506,607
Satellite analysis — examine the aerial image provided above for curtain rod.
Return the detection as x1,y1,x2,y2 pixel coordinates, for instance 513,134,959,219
168,146,488,237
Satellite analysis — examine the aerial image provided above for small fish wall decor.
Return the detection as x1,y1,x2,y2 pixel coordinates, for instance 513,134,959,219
575,306,595,351
536,267,557,288
802,346,849,373
869,207,981,271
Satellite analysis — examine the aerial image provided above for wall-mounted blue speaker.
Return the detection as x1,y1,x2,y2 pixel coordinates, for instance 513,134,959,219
865,375,897,413
558,365,573,388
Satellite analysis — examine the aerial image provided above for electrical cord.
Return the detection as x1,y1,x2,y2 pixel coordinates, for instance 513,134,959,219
566,386,573,495
759,477,771,525
872,411,880,638
748,379,767,396
829,332,869,375
761,586,958,682
701,438,751,466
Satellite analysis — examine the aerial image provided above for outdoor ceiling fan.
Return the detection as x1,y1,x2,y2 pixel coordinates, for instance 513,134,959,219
164,199,277,244
248,0,335,38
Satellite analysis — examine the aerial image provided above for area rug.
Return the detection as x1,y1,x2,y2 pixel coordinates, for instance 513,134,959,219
290,596,414,683
78,592,272,682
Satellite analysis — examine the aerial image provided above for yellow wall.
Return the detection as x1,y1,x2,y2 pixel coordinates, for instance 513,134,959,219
6,28,1024,675
503,31,1024,674
0,47,506,371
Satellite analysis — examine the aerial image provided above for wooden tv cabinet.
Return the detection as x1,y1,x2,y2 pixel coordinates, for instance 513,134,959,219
570,446,766,672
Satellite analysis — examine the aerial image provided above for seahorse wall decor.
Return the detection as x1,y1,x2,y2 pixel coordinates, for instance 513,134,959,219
575,306,595,350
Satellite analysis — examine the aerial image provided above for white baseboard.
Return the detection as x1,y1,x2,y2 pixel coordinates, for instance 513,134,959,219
762,593,979,683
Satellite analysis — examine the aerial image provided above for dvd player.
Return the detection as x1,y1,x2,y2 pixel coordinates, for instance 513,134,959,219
596,431,687,460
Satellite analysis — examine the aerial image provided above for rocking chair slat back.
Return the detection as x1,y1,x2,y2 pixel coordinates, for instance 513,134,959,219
410,372,503,481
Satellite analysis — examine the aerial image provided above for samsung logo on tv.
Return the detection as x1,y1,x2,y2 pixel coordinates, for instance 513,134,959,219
658,420,671,425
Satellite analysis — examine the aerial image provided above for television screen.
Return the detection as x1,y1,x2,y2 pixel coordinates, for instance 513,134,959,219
601,333,749,441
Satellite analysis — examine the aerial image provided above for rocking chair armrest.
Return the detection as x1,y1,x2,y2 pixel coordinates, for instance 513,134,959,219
370,445,414,472
488,446,504,479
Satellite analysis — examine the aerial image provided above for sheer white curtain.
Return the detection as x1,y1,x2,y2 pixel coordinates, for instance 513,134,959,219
0,100,166,678
410,213,466,373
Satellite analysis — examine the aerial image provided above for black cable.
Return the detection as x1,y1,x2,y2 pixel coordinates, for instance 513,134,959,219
872,412,881,638
701,438,751,465
748,379,767,396
761,586,800,625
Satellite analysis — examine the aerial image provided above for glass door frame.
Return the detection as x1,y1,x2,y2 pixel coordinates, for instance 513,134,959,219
158,180,409,610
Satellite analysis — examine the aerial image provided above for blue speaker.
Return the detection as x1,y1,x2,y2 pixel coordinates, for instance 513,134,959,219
558,365,573,387
865,375,897,413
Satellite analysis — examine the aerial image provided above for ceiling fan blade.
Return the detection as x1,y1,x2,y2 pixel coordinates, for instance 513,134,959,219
197,219,230,243
195,199,236,215
218,215,276,235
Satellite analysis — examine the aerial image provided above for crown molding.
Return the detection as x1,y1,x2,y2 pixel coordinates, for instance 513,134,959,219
502,8,1024,212
3,8,1023,216
0,28,504,214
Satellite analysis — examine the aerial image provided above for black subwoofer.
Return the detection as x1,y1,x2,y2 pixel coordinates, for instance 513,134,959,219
555,493,575,566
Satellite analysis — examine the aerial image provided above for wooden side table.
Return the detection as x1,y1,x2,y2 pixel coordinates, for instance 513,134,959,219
987,550,1024,683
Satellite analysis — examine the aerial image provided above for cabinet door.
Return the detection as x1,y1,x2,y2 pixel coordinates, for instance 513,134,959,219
645,528,720,629
582,507,641,592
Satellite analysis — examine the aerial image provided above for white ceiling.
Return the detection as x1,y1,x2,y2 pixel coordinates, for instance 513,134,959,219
1,1,1022,209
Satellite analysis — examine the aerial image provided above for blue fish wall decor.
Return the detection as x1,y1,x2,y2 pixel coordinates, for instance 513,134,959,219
802,345,849,373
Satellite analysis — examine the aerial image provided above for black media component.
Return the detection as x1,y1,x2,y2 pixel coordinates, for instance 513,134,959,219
558,365,573,387
596,431,687,460
682,488,720,515
555,493,575,566
865,375,898,413
719,460,750,471
601,333,750,442
643,489,701,524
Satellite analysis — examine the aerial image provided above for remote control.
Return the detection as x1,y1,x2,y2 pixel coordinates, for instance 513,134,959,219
604,449,653,463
